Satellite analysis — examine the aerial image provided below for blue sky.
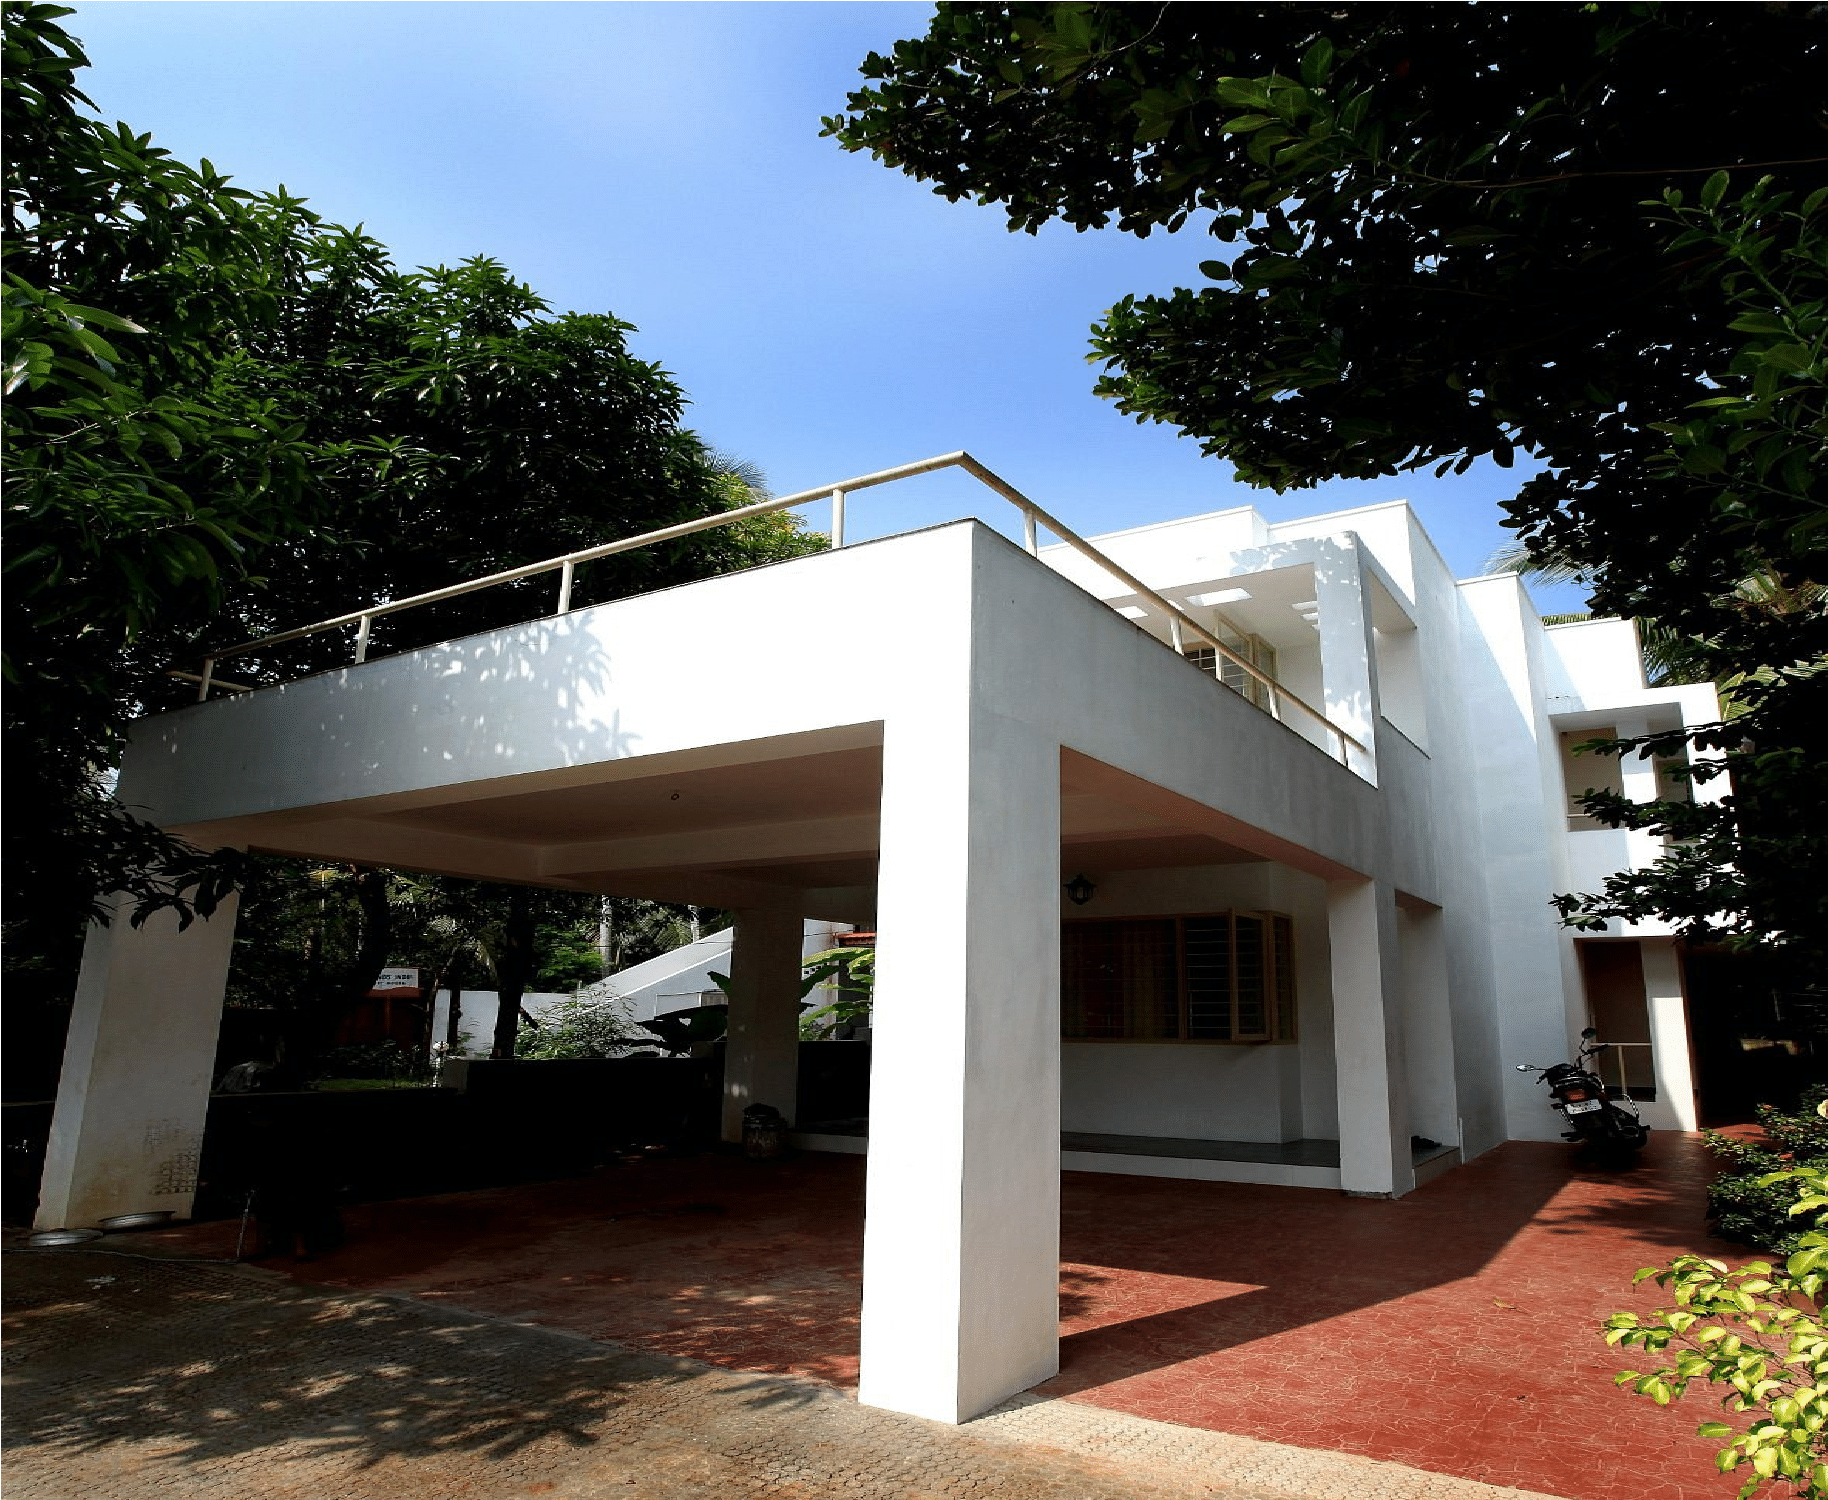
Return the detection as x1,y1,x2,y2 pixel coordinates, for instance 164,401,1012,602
65,1,1582,610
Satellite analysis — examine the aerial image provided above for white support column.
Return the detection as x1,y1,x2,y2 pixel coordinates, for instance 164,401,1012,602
720,906,809,1142
1311,540,1379,780
858,708,1062,1424
36,896,240,1230
1328,878,1415,1197
1640,940,1699,1131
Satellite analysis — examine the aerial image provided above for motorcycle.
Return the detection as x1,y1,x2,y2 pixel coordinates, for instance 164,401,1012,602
1517,1027,1649,1158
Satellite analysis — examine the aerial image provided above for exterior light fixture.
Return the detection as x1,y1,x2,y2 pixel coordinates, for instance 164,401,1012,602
1064,873,1096,906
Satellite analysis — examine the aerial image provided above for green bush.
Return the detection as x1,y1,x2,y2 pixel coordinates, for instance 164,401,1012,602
1708,1088,1828,1258
311,1040,426,1084
514,997,642,1060
1606,1167,1828,1497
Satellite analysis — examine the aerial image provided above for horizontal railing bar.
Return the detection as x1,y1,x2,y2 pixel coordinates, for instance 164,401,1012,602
186,447,1364,765
167,668,253,694
955,455,1363,758
207,453,970,665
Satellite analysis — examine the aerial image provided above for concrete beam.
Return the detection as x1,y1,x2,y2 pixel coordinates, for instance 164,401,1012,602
540,813,881,879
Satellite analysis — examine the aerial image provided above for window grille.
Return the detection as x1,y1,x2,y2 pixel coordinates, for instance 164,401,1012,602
1184,632,1279,711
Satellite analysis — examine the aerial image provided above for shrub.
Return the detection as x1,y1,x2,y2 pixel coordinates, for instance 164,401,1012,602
798,947,873,1040
1605,1166,1828,1497
311,1040,426,1083
513,996,642,1060
1708,1088,1828,1258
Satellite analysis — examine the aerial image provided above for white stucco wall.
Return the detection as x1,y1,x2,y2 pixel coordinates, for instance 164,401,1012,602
429,990,584,1057
1062,1045,1290,1141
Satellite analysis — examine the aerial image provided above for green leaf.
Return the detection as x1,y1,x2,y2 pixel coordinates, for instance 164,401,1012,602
1299,37,1334,87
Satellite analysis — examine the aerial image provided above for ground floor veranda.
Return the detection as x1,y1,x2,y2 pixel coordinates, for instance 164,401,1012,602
133,1133,1737,1500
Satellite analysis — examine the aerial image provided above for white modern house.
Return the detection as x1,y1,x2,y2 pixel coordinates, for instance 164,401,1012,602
37,453,1721,1427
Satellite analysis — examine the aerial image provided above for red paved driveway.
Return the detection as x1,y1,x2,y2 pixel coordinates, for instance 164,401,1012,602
148,1133,1741,1500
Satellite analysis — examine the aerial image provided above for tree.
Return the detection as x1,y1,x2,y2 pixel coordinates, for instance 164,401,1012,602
826,2,1827,973
3,5,820,1003
5,2,337,946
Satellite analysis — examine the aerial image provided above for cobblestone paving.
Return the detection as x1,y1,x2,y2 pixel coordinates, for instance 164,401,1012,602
3,1245,1561,1500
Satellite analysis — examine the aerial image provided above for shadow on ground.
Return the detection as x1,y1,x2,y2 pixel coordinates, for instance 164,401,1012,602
1,1248,817,1477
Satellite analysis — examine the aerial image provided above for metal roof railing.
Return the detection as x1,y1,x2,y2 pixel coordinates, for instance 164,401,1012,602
180,451,1365,767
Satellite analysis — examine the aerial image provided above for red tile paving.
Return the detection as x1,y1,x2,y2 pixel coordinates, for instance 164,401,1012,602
147,1134,1745,1500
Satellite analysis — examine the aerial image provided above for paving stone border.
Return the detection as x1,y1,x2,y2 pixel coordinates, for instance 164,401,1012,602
973,1393,1563,1500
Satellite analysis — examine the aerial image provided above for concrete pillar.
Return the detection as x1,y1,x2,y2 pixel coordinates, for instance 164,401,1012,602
1311,540,1379,780
720,906,808,1141
36,896,240,1230
857,708,1061,1424
1641,940,1699,1131
1328,877,1415,1196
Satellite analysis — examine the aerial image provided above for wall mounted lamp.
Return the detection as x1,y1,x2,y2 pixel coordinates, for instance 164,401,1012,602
1064,873,1097,907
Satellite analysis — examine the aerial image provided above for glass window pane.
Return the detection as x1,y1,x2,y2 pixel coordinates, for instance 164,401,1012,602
1063,919,1178,1039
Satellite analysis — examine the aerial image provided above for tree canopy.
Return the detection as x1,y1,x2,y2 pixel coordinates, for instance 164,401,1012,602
3,3,818,995
827,1,1827,972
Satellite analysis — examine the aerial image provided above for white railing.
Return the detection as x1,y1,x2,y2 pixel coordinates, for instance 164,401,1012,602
1598,1040,1656,1098
179,451,1364,766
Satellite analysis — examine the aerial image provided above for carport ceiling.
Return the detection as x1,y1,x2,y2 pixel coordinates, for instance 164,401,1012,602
363,741,1263,875
373,745,885,844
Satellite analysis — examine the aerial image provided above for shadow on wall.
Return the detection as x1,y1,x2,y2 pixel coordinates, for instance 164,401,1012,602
193,607,642,844
296,606,639,796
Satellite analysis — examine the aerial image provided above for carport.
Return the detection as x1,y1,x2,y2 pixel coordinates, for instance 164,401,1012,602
41,459,1424,1424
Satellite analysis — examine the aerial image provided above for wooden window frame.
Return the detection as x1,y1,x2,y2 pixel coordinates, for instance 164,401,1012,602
1061,911,1297,1045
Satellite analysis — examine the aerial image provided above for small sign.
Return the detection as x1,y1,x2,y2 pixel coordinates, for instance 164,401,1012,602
373,967,421,992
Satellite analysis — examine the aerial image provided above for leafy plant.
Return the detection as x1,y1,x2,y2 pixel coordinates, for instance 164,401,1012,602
798,946,874,1040
513,996,641,1061
698,945,874,1041
310,1039,426,1084
1605,1166,1828,1497
1707,1089,1828,1259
